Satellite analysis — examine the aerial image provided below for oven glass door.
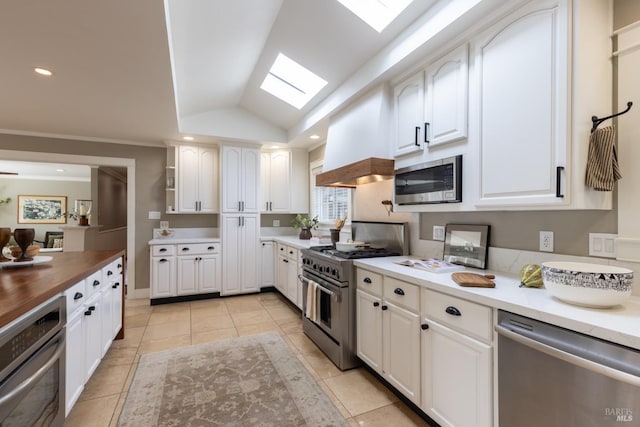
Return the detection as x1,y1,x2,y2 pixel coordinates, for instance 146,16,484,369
303,271,343,342
0,330,65,427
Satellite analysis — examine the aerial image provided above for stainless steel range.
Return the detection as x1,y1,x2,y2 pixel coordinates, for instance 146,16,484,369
300,221,408,370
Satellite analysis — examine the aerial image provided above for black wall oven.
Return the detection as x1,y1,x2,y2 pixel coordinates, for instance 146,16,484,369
0,296,66,427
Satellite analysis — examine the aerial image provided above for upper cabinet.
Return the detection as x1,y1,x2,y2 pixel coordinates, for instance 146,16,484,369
166,144,218,214
471,0,611,210
424,44,468,148
260,149,309,214
393,72,425,157
221,145,260,213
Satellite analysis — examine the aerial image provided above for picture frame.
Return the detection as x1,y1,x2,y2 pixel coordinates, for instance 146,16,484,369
17,195,67,224
443,224,490,269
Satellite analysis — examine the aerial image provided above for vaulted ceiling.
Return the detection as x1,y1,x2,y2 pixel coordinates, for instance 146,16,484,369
0,0,503,148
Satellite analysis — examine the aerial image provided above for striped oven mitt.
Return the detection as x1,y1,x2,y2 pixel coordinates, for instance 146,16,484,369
585,126,622,191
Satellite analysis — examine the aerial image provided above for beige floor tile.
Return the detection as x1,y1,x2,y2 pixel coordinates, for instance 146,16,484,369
280,334,300,354
257,292,282,301
302,349,343,379
110,326,145,349
353,402,430,427
191,328,238,345
138,334,192,354
324,369,398,417
151,302,191,313
123,304,152,317
191,312,235,333
266,305,302,321
147,309,190,325
142,320,190,341
125,298,150,307
296,353,321,381
65,394,120,427
122,362,138,393
190,298,228,314
122,312,150,328
108,393,128,427
225,298,264,314
230,309,272,326
79,363,131,400
236,321,282,336
287,332,320,354
101,347,137,367
277,317,303,334
319,381,352,419
347,419,359,427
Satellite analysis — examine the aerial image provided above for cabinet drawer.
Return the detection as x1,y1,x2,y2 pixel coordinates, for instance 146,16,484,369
422,289,492,342
277,243,289,256
152,245,175,256
356,269,382,296
64,280,87,313
384,277,419,312
286,247,297,260
177,242,219,254
84,270,103,298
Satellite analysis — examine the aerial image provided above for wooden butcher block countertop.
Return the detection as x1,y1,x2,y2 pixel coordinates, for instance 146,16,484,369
0,249,125,328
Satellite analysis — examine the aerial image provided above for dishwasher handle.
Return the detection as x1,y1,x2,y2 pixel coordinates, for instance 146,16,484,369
495,324,640,388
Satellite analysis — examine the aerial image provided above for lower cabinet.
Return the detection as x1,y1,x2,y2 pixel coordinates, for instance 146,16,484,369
260,241,275,287
84,292,103,380
177,254,220,295
221,215,259,295
150,256,176,298
275,243,302,307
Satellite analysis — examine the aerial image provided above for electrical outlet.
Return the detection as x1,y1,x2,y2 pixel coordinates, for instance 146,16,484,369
589,233,617,258
273,219,280,227
540,231,554,252
159,221,169,229
433,225,445,241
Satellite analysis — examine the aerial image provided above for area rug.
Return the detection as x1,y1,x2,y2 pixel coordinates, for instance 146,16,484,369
118,332,349,427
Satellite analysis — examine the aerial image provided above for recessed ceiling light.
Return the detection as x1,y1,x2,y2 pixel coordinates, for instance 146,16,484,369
260,53,327,109
270,145,280,149
337,0,413,32
310,134,320,140
56,169,65,173
183,136,194,141
34,67,53,76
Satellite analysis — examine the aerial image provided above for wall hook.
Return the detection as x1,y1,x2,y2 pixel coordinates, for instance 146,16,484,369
591,101,633,133
381,200,393,216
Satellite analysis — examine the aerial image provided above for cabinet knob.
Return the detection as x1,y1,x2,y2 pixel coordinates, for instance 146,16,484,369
381,305,388,311
393,287,405,296
159,248,167,252
107,270,113,276
363,277,372,284
373,301,380,307
93,280,100,287
421,323,429,330
182,247,190,251
445,306,462,316
74,292,83,300
208,246,214,250
159,258,168,263
289,251,293,255
118,263,122,268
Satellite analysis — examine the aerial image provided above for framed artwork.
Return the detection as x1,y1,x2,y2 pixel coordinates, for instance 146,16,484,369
17,195,67,224
443,224,490,269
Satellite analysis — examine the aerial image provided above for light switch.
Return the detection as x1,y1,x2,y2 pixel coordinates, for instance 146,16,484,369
589,233,617,258
148,211,161,220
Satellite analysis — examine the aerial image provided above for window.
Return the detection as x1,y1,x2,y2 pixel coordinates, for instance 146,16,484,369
336,0,414,32
310,162,352,226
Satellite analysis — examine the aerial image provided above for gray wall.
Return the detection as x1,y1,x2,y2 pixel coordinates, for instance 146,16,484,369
614,0,640,30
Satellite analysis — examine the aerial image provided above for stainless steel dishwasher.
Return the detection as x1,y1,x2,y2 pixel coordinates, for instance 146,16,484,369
496,310,640,427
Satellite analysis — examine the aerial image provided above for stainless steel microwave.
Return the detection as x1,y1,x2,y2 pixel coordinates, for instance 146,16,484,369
394,155,462,205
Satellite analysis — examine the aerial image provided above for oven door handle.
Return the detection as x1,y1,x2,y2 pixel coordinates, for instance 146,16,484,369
298,275,339,300
0,332,65,408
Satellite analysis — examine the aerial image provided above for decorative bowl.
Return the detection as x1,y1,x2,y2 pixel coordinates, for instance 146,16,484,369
155,229,175,238
335,241,366,252
9,244,41,259
541,262,633,308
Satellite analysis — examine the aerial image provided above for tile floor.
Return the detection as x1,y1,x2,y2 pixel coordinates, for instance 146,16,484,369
64,292,431,427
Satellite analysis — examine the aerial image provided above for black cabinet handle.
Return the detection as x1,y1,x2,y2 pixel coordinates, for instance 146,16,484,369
381,305,388,311
208,246,214,250
88,306,96,311
74,292,83,300
93,280,100,287
424,122,430,144
283,259,289,263
118,263,122,268
112,283,118,289
269,202,272,211
84,310,92,316
394,288,405,296
556,166,565,198
373,301,380,307
363,277,372,284
107,270,113,276
182,247,190,251
159,248,167,252
414,126,421,147
445,306,462,316
421,324,429,330
159,258,168,263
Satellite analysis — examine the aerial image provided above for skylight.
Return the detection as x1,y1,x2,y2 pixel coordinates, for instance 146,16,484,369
337,0,413,32
260,53,327,109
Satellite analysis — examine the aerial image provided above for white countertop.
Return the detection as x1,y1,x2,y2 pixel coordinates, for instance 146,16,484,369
148,237,221,245
261,235,320,250
354,257,640,350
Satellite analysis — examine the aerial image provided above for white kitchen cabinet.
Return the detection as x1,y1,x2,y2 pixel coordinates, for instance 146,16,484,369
150,255,176,299
355,269,421,404
221,145,260,213
421,320,492,427
471,0,611,210
110,260,123,339
393,71,425,157
176,145,218,213
221,214,259,295
260,241,275,287
83,292,102,380
275,243,301,306
99,285,113,357
261,151,290,212
177,254,220,295
424,44,468,147
64,280,86,416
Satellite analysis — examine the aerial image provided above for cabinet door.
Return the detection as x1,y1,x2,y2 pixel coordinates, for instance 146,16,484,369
111,276,123,339
240,215,260,292
383,301,420,404
356,290,383,373
198,147,218,213
151,256,176,298
473,4,568,207
65,309,84,416
242,149,260,213
178,145,199,213
394,71,425,157
177,256,198,295
260,241,275,287
84,294,102,380
276,255,288,295
221,215,242,295
268,151,291,212
222,146,243,213
286,258,298,304
100,286,113,357
425,44,468,147
199,255,220,293
260,152,271,212
421,319,492,427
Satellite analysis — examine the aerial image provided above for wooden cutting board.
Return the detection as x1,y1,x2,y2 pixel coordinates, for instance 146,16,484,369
451,272,496,288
